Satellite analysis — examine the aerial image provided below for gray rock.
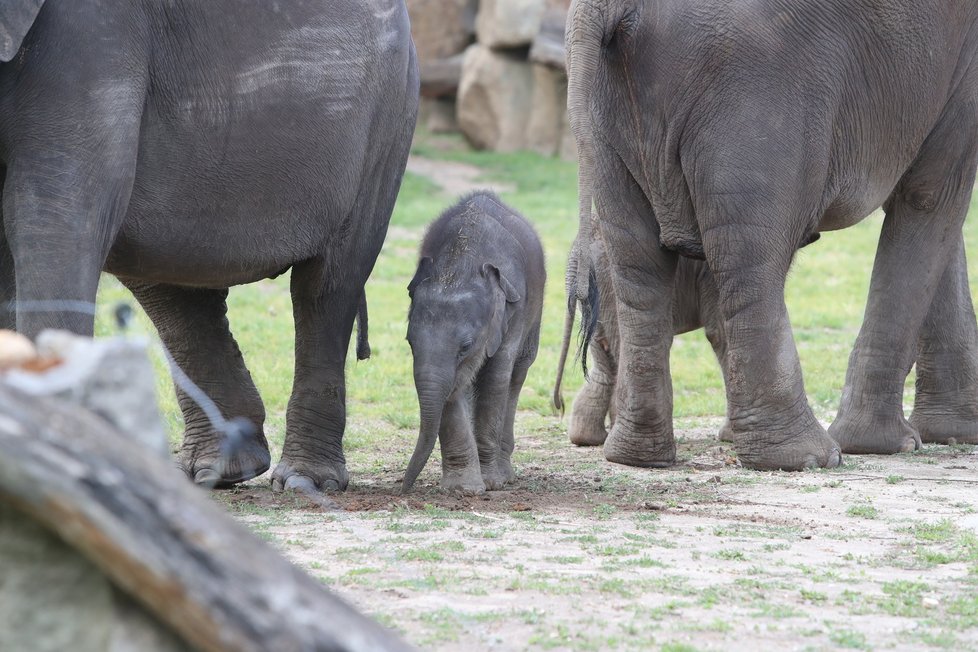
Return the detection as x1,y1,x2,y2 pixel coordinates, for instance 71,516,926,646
526,63,568,156
407,0,477,61
476,0,546,49
457,44,534,151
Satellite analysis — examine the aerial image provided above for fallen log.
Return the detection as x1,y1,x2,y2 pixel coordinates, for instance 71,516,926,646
0,385,411,652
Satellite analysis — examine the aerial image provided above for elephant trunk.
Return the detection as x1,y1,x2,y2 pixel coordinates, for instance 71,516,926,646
566,0,607,373
402,376,451,493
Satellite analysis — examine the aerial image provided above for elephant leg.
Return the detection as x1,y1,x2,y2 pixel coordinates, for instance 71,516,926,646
568,325,615,446
270,259,359,493
596,149,678,468
497,364,530,487
496,337,539,486
2,9,145,338
474,352,520,490
122,280,270,486
437,394,484,494
696,177,840,470
909,237,978,444
0,176,14,331
829,97,978,454
698,270,734,442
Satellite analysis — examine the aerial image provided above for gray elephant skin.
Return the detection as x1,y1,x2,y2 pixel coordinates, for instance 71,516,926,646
0,1,419,492
555,231,733,447
566,0,978,471
403,192,545,495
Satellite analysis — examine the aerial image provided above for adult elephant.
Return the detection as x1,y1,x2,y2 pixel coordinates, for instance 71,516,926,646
565,0,978,470
0,1,419,493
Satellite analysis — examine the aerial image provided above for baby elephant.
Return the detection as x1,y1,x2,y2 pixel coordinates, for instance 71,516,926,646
403,192,545,494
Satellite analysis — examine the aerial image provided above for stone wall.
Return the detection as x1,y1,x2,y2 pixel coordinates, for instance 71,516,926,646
409,0,575,160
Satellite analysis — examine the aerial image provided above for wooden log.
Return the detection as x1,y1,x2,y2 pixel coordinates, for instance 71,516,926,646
0,385,412,652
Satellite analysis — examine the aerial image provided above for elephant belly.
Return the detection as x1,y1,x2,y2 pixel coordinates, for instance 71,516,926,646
103,1,410,287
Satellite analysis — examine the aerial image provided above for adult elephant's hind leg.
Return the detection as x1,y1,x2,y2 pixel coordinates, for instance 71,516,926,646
597,150,678,468
568,325,615,447
123,281,270,486
830,98,978,454
909,237,978,444
698,175,840,471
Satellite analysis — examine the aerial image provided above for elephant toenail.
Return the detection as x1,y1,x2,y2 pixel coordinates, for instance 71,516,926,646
194,468,221,488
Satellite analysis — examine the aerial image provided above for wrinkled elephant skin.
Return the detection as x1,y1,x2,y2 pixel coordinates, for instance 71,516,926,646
0,1,419,492
565,0,978,470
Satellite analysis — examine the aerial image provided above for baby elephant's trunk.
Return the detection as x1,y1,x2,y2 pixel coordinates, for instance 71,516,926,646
401,380,449,492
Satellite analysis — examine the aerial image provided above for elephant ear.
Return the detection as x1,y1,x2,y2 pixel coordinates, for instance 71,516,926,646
482,263,522,358
407,257,434,299
0,0,46,63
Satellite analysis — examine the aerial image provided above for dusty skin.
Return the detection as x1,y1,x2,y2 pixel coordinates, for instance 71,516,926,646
217,416,978,651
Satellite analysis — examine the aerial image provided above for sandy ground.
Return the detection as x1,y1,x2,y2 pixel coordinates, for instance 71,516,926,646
220,418,978,652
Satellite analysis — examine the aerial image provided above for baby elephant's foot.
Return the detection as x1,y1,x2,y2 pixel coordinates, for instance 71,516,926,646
178,421,271,488
482,458,516,491
442,467,486,495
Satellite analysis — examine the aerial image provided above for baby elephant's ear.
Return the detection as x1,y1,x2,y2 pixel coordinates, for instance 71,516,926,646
481,264,521,303
408,257,434,298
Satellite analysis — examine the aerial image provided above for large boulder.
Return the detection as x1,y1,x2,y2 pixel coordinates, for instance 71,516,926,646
457,44,534,151
526,63,567,156
529,6,569,69
475,0,546,49
406,0,477,61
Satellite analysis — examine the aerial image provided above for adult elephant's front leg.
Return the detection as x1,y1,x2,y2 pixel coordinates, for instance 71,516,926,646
272,260,359,493
909,236,978,444
830,102,978,454
597,152,678,468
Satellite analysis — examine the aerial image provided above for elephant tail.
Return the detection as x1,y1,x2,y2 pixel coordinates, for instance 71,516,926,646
356,291,370,361
565,0,608,375
553,243,599,415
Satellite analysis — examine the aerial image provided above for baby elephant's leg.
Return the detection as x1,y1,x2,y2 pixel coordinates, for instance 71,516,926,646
439,395,485,494
474,353,522,490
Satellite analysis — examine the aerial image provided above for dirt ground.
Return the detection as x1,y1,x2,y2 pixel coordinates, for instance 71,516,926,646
218,416,978,652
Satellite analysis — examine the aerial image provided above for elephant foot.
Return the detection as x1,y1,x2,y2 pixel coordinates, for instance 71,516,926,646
910,398,978,445
178,423,271,489
568,417,608,447
482,459,516,491
604,419,676,468
734,413,842,470
442,467,486,495
829,409,921,455
717,419,734,443
271,456,349,494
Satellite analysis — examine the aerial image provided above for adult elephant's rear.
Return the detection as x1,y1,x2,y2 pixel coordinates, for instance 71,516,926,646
565,0,978,470
0,1,419,493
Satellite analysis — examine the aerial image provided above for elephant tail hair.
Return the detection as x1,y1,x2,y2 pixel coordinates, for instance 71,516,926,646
356,292,371,361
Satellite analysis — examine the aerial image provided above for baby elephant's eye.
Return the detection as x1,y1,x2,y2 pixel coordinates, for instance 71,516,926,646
459,340,474,357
